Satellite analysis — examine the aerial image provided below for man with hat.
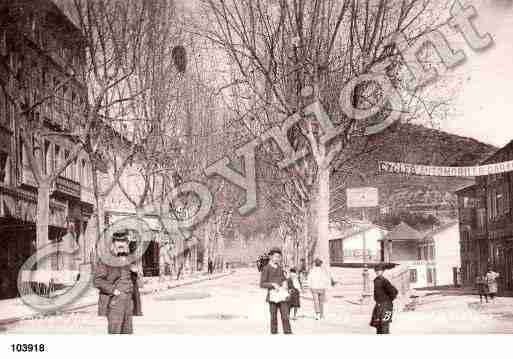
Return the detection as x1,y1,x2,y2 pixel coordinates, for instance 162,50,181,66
370,263,398,334
94,230,142,334
260,247,292,334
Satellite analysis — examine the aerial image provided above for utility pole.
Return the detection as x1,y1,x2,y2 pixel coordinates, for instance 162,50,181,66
346,187,378,304
362,208,371,300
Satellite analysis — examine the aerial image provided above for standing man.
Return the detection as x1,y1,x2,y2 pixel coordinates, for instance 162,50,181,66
94,230,142,334
208,258,214,277
260,247,292,334
370,264,398,335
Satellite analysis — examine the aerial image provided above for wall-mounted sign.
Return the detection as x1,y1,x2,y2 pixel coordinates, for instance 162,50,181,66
346,187,378,208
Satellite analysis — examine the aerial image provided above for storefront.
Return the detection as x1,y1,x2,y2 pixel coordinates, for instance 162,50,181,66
0,185,72,299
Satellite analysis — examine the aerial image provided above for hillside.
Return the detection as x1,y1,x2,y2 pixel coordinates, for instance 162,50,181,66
223,122,498,239
331,122,498,223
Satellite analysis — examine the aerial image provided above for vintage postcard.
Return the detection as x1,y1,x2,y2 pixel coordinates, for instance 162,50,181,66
0,0,512,352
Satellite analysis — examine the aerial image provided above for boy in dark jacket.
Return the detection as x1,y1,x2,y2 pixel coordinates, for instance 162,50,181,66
370,264,398,334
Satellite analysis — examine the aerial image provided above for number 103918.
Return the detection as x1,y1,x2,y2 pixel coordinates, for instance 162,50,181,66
11,344,46,352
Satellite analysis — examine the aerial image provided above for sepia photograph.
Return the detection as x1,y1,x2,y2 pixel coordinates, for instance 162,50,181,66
0,0,513,354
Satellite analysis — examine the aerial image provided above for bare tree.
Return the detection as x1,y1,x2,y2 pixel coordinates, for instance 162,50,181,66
200,0,450,265
66,0,188,259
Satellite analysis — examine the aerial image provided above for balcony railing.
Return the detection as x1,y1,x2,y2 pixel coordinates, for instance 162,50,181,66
54,176,80,198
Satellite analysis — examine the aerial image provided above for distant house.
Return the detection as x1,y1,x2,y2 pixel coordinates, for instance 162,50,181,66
381,221,460,288
329,221,388,265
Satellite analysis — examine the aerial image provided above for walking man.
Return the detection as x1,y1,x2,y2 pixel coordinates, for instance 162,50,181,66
307,258,333,320
370,264,398,335
94,230,142,334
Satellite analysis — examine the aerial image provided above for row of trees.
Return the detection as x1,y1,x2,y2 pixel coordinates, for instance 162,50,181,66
195,0,456,265
0,0,461,273
0,0,227,271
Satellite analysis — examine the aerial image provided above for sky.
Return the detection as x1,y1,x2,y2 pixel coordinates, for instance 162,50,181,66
440,0,513,148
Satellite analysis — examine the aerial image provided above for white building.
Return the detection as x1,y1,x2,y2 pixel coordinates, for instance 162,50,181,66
329,221,388,264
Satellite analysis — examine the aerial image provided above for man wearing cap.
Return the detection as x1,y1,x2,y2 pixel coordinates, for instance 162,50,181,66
370,264,398,334
94,230,142,334
260,247,292,334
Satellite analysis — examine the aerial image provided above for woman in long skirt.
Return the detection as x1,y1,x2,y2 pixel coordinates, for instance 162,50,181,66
486,266,500,301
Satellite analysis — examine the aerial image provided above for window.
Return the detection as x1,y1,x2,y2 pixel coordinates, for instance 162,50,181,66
429,245,435,260
427,268,433,283
62,85,67,116
503,181,510,214
19,135,24,168
477,208,486,229
54,145,60,171
409,269,418,283
0,152,8,183
80,159,85,185
417,247,422,260
487,192,492,220
497,191,504,216
0,86,6,127
64,150,70,178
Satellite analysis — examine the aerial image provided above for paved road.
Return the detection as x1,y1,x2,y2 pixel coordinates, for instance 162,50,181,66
2,268,513,334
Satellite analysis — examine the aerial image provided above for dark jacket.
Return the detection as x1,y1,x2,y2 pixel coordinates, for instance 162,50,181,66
370,275,398,327
373,275,398,304
260,263,286,302
94,261,142,317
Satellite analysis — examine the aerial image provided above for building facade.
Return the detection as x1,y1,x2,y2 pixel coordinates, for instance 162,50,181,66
456,140,513,292
329,221,388,265
0,0,94,299
381,222,460,289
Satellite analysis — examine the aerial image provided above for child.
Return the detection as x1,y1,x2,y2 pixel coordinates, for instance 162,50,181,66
287,268,301,320
370,264,398,334
476,275,488,304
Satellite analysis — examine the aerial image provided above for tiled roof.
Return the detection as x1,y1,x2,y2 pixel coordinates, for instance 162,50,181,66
384,222,423,241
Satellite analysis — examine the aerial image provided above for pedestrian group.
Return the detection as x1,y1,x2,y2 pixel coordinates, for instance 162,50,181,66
259,247,400,335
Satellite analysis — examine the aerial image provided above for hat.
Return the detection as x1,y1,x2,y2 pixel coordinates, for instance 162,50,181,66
374,263,386,272
268,247,282,256
314,258,323,266
112,230,129,242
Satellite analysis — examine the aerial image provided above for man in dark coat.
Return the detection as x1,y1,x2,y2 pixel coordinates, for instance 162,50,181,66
370,264,398,334
208,258,214,276
94,230,142,334
260,247,292,334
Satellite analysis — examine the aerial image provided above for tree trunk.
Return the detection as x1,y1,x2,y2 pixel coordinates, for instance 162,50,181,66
312,166,330,266
303,211,309,267
202,217,212,272
36,182,51,270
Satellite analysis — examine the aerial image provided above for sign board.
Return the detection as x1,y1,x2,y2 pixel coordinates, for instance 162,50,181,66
346,187,378,208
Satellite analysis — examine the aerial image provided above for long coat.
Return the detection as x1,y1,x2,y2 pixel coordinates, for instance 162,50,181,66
370,276,398,328
94,261,143,317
